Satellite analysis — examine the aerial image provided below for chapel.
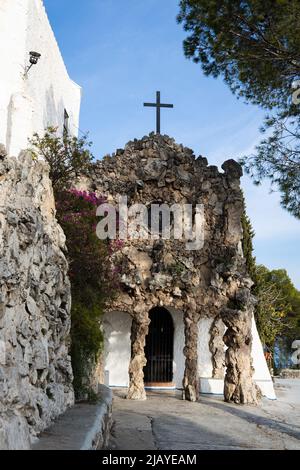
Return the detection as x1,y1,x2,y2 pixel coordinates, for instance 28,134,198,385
80,133,276,403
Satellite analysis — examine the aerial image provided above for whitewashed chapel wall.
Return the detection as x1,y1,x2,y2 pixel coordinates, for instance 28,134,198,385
0,0,81,157
103,312,132,388
102,311,276,398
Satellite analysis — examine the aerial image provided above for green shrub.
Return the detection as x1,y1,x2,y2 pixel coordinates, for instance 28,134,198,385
29,127,93,190
56,189,120,399
30,128,121,400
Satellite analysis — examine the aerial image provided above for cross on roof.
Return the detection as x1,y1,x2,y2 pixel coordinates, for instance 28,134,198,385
143,91,174,134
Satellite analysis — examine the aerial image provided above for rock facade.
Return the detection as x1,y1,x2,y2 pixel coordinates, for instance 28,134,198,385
280,369,300,379
0,145,73,449
79,133,259,404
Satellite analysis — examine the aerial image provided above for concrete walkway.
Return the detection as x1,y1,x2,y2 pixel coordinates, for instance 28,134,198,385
108,379,300,450
33,385,112,450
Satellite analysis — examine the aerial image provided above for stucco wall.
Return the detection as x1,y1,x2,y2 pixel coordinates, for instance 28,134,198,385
168,309,185,388
102,309,276,399
198,317,214,378
0,0,81,157
102,312,217,391
251,316,276,399
103,309,186,389
102,311,132,387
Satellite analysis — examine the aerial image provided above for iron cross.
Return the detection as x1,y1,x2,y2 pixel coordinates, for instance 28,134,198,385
144,91,174,134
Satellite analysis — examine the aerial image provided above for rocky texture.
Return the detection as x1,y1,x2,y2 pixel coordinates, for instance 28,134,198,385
280,369,300,379
182,302,199,402
127,308,150,401
0,148,73,449
221,288,259,404
209,316,226,379
78,133,258,404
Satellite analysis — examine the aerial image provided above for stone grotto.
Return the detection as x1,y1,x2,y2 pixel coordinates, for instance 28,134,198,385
78,132,276,404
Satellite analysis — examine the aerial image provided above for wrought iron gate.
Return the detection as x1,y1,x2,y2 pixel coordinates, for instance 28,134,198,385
144,307,174,383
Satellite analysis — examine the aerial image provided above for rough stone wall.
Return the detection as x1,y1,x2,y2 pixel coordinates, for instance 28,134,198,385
0,145,73,449
280,369,300,379
79,133,259,404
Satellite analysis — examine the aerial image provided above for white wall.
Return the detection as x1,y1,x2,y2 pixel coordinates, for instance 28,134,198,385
198,317,214,378
169,309,185,388
103,311,132,387
102,309,276,399
0,0,81,157
197,315,276,399
103,308,186,389
0,0,27,150
251,316,276,399
197,317,225,395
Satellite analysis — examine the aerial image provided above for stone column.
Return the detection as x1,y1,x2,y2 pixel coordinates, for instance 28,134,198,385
182,301,199,402
221,288,259,405
209,316,226,379
127,305,150,400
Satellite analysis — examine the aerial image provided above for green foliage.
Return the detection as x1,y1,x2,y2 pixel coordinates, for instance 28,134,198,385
31,129,120,400
240,110,300,218
29,127,93,191
253,265,300,371
241,210,300,362
241,203,256,279
178,1,300,217
70,300,103,400
253,266,292,348
178,0,300,108
56,189,119,399
169,261,186,277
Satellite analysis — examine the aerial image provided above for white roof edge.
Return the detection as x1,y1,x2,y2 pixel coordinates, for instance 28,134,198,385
69,78,82,93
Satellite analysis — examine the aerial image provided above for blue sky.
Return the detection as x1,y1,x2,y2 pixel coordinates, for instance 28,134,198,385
44,0,300,288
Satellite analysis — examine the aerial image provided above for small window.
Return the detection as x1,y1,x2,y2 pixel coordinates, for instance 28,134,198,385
63,109,69,135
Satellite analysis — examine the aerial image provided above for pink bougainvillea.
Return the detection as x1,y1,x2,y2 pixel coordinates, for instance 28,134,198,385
69,189,107,207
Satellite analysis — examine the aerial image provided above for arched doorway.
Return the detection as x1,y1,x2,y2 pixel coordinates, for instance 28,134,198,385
144,307,174,386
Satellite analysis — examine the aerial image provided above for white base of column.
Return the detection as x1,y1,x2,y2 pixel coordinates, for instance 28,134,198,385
199,378,224,395
255,380,277,400
199,377,277,399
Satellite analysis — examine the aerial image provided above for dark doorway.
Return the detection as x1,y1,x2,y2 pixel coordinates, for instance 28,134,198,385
144,307,174,384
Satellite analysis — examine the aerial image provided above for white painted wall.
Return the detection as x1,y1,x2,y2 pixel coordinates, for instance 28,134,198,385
251,316,276,399
103,308,186,389
168,309,185,388
0,0,81,157
198,317,225,395
102,308,275,399
103,311,132,387
198,317,214,378
197,315,276,399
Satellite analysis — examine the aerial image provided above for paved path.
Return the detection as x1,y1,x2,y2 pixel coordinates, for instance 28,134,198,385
33,385,112,450
108,379,300,450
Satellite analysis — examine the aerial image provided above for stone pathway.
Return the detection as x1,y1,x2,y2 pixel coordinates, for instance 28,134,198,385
33,385,112,450
108,379,300,450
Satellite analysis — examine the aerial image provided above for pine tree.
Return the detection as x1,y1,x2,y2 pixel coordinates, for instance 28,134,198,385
178,0,300,218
